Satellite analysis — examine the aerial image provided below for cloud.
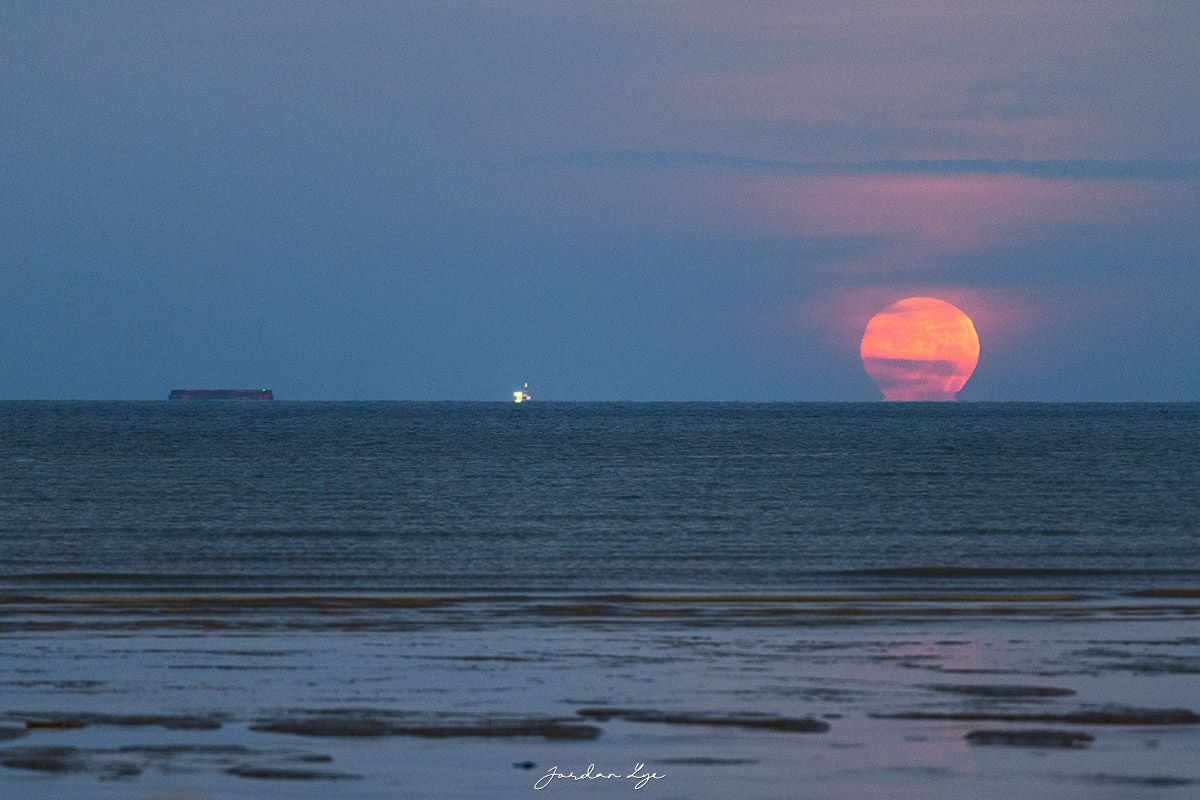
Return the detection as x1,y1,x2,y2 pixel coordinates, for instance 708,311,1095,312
561,150,1200,181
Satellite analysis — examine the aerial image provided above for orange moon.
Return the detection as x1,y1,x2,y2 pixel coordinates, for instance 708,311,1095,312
860,297,980,401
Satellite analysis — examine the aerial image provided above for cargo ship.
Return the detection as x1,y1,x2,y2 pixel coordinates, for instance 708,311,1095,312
169,389,274,401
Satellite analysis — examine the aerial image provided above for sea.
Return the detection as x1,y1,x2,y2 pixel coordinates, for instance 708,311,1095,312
2,402,1198,595
0,402,1197,799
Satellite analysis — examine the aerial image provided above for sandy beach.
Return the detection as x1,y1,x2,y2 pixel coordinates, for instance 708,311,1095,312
2,589,1198,798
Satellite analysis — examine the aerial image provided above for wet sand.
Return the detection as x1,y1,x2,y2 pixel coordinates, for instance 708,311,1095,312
1,590,1198,798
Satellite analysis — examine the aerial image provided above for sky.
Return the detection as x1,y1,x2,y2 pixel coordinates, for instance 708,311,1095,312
2,1,1198,400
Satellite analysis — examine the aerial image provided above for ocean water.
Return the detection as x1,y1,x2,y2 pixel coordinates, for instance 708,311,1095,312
1,402,1197,595
2,403,1199,799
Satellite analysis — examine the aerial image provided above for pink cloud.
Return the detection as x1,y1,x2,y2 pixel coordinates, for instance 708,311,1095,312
742,174,1150,272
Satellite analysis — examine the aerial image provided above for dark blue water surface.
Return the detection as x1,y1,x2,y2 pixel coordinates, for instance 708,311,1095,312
1,402,1196,594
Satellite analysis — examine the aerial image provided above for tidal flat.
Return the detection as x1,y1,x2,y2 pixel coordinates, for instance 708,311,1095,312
0,592,1198,799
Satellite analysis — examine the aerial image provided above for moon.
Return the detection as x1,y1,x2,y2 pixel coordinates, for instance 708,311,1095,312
860,297,980,401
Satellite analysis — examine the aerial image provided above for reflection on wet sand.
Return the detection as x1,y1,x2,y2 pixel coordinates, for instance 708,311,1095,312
0,589,1198,798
